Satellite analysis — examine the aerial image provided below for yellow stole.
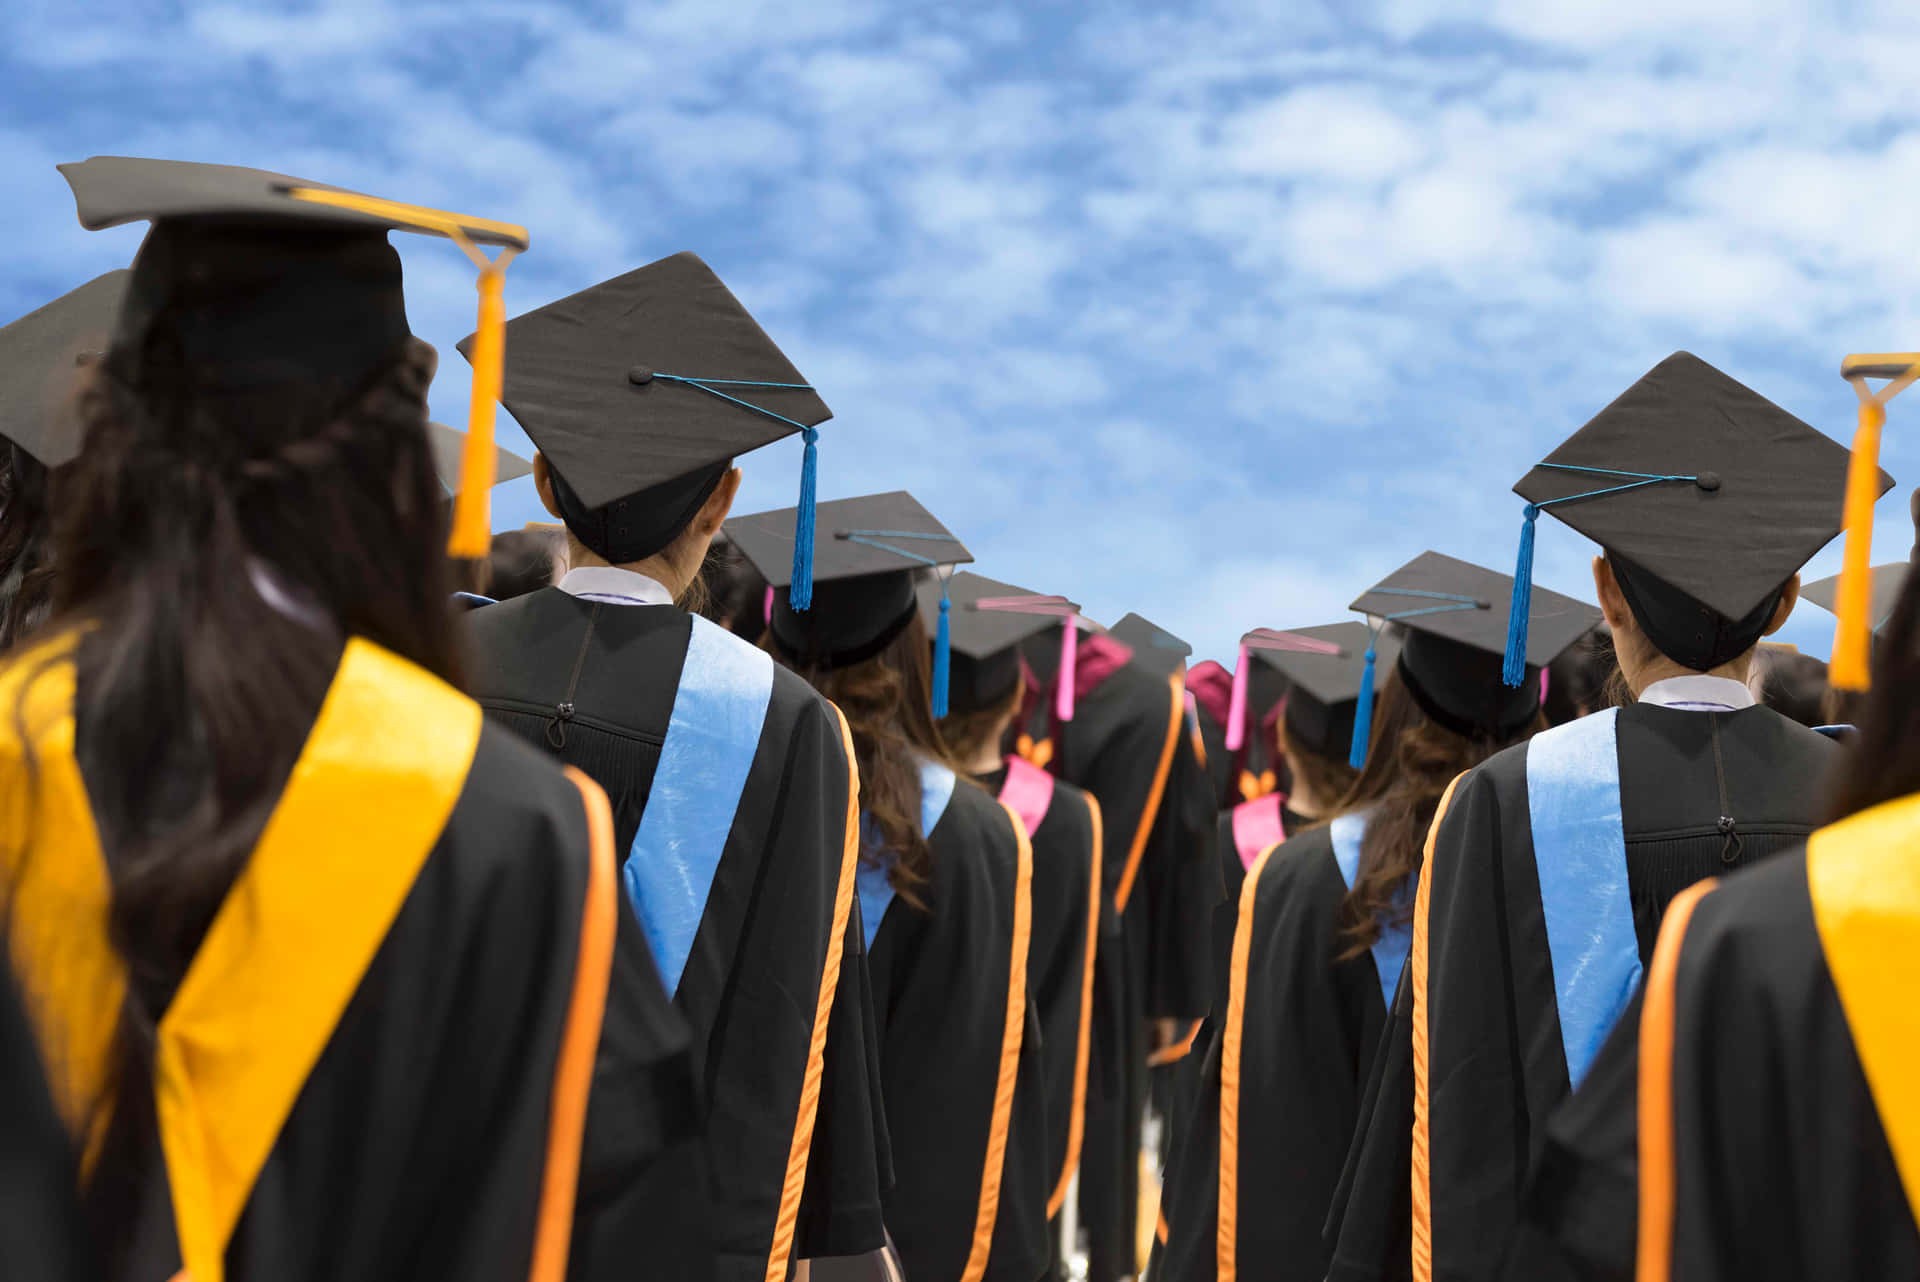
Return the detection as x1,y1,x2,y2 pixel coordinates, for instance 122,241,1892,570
1808,792,1920,1224
2,635,482,1282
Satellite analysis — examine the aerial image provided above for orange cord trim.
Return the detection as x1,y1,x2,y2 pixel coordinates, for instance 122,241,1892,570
763,707,863,1282
1048,793,1104,1217
529,770,619,1282
1157,1207,1171,1244
1409,772,1466,1282
1146,1019,1204,1069
1216,838,1282,1282
1635,879,1715,1282
1114,672,1185,914
962,804,1035,1282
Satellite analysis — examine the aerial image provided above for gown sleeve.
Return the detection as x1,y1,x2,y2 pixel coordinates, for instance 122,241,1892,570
1143,724,1224,1021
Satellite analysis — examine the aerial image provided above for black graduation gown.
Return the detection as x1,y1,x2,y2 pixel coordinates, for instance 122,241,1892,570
863,776,1051,1282
1158,822,1389,1281
465,588,887,1278
1,968,89,1282
1326,702,1836,1282
1055,661,1220,1282
982,764,1103,1230
2,633,692,1282
1527,820,1920,1280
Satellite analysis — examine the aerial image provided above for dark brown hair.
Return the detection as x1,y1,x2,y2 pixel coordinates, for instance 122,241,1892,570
0,443,56,652
486,527,564,601
1274,712,1357,814
935,674,1025,769
1334,668,1540,960
776,613,960,907
1827,563,1920,822
47,333,460,1265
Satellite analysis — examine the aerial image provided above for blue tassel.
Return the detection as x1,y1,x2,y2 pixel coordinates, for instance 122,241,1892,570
1348,644,1377,770
790,426,818,611
1502,504,1538,688
932,590,951,718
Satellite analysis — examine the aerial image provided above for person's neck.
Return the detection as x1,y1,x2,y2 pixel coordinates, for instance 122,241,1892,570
566,539,690,601
1624,649,1753,699
963,743,1008,777
1280,749,1330,819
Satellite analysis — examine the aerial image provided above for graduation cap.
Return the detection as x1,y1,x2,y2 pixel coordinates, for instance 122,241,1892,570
57,155,528,557
1825,353,1920,689
1504,352,1886,685
1351,550,1599,768
0,270,129,467
461,253,831,601
916,572,1082,718
1106,613,1191,677
1802,563,1911,634
1224,622,1399,762
426,422,532,495
730,491,973,712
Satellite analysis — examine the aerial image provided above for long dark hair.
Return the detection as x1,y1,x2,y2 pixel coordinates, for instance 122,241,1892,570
0,443,56,652
50,332,460,1261
775,613,957,907
1334,668,1540,959
1828,564,1920,822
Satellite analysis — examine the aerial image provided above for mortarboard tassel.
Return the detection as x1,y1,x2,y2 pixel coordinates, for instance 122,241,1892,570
1056,613,1079,723
448,264,506,558
932,585,952,718
763,584,774,626
790,426,819,610
1502,504,1539,688
1224,642,1250,752
1348,640,1378,771
1831,400,1888,691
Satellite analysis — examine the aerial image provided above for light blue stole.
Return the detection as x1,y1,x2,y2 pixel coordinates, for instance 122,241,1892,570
1524,707,1641,1088
623,615,774,996
856,758,957,951
1329,811,1412,1006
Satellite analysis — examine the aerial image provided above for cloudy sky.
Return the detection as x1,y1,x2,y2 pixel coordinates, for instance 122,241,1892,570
7,0,1920,661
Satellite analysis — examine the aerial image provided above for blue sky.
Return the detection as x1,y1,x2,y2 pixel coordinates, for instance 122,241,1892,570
8,0,1920,663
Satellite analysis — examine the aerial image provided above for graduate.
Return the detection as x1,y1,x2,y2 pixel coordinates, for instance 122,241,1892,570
3,155,693,1282
1189,645,1292,810
1327,352,1882,1282
731,493,1051,1282
0,269,127,650
423,423,532,607
1157,559,1594,1282
1020,600,1220,1282
921,570,1103,1265
458,255,886,1278
0,966,89,1282
1525,560,1920,1282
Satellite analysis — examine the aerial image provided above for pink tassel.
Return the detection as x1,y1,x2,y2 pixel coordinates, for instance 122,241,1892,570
1056,614,1079,723
763,584,774,625
1224,642,1250,752
1539,665,1550,705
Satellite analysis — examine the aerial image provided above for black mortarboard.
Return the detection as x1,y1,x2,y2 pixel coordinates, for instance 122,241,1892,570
0,270,128,466
916,572,1080,717
1106,613,1191,677
1802,563,1910,634
1231,622,1401,762
1351,550,1599,766
463,253,831,589
731,491,972,709
1505,352,1888,679
58,155,528,557
426,423,532,495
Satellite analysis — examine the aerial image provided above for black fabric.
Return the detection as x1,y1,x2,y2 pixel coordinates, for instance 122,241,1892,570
1608,552,1782,673
1528,850,1920,1280
465,252,828,510
1106,612,1190,675
767,572,919,669
1158,828,1389,1282
465,589,891,1275
83,720,695,1282
549,458,727,566
0,966,90,1282
1395,639,1541,740
866,779,1051,1282
730,490,972,591
1054,659,1221,1282
1286,686,1360,761
1249,621,1389,761
1326,702,1837,1282
0,269,128,466
1513,351,1888,624
1351,550,1600,672
945,648,1024,717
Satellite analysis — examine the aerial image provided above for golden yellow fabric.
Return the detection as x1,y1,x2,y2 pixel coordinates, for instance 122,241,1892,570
1830,398,1887,689
1808,793,1920,1223
0,633,124,1170
156,638,481,1282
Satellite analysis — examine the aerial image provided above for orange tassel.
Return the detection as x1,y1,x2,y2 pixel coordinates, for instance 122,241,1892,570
1830,399,1887,690
447,266,506,559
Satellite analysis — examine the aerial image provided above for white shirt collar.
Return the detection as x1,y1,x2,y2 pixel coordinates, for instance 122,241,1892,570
556,565,674,608
1638,674,1757,712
